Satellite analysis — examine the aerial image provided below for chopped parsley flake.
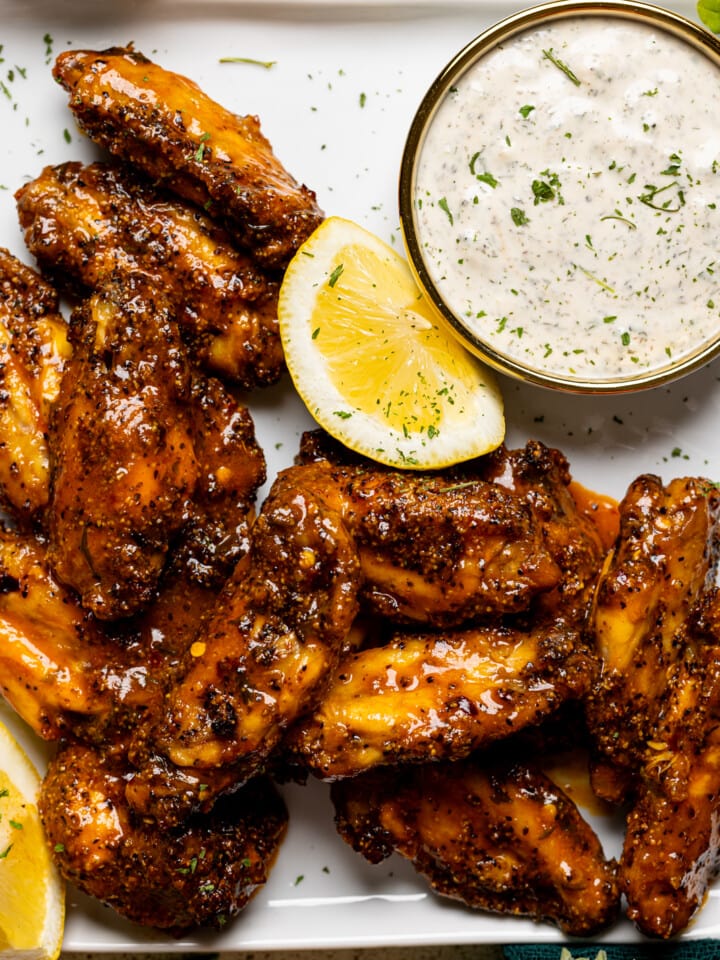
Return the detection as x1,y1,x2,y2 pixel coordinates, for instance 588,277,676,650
328,264,344,287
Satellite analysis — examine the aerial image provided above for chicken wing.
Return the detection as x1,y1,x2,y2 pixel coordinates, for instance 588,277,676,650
53,46,324,268
331,756,620,936
0,248,71,524
46,275,199,618
40,740,287,933
297,432,603,626
0,523,220,745
585,475,720,936
621,631,720,938
585,474,720,797
285,617,594,779
292,453,561,626
16,161,284,388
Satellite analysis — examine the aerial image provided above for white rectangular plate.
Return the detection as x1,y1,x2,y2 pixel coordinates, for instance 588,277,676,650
1,0,720,951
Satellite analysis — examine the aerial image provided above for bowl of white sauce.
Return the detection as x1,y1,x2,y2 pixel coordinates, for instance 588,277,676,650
399,0,720,393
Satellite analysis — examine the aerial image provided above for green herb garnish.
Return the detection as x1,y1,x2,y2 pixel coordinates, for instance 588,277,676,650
542,48,581,86
438,196,454,224
219,56,277,68
698,0,720,32
328,264,344,287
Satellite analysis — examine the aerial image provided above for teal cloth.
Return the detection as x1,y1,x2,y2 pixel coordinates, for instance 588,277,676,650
504,943,720,960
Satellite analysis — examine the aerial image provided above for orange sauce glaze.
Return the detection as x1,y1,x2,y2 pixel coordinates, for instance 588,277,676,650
569,480,620,553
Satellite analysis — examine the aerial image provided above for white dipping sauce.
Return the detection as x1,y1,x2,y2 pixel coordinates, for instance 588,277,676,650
414,16,720,381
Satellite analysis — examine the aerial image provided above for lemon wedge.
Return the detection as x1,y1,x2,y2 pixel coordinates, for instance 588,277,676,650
0,719,64,960
278,217,505,469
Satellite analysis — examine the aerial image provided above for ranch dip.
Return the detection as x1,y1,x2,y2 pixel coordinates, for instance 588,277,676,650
413,15,720,382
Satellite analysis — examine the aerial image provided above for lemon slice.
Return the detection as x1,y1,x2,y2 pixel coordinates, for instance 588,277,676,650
278,217,505,469
0,720,64,960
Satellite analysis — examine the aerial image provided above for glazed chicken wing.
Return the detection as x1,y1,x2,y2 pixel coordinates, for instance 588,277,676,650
16,162,284,388
41,740,287,933
331,757,619,936
47,275,199,618
126,464,362,826
585,474,720,937
0,248,71,523
53,46,324,267
0,521,224,745
585,474,720,796
621,628,720,938
287,618,595,779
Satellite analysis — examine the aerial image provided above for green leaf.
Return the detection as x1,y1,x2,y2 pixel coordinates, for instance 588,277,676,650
698,0,720,31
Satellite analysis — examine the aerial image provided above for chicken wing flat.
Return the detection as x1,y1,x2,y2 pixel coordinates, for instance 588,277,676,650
331,757,619,936
585,474,720,796
584,475,720,936
0,248,71,523
621,631,720,938
16,162,284,388
47,275,199,618
53,46,324,268
293,456,561,626
40,740,287,933
286,617,594,779
297,433,604,627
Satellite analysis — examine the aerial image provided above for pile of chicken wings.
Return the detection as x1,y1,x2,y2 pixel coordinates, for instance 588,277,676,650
0,43,719,940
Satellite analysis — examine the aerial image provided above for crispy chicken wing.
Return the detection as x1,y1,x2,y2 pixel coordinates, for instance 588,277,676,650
585,475,720,937
53,46,324,268
126,464,362,826
40,740,287,933
286,618,594,779
0,248,71,523
621,635,720,938
46,275,199,618
331,757,620,936
297,432,603,626
0,524,221,745
16,162,284,388
585,474,720,796
292,452,561,626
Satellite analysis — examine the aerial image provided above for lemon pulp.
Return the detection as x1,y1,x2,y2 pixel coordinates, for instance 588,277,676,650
0,720,64,960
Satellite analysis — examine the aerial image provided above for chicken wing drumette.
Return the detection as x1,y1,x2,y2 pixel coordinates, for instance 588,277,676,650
52,46,324,268
16,161,284,388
